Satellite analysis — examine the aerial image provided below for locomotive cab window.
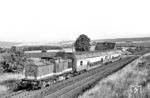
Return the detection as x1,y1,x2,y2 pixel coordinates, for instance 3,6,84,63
68,61,72,68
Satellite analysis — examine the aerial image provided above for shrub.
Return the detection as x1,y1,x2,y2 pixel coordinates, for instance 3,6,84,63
0,49,27,73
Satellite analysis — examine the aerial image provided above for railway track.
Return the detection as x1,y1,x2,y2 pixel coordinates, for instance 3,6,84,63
1,56,138,98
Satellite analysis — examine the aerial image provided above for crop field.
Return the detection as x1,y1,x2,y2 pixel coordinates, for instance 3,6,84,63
116,42,150,48
94,37,150,43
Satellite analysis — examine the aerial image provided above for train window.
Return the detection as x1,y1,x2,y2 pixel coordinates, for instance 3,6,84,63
109,56,111,59
87,61,90,65
68,61,72,68
80,61,83,66
105,56,107,59
90,63,92,67
100,58,103,62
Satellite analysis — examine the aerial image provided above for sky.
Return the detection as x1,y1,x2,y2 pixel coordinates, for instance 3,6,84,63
0,0,150,43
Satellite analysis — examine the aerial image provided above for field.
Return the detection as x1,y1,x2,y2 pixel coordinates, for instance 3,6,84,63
78,53,150,98
116,42,150,47
94,37,150,43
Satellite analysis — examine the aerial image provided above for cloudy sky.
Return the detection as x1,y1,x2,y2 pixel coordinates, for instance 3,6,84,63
0,0,150,42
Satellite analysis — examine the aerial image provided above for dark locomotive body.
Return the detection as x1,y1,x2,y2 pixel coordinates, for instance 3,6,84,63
20,48,122,89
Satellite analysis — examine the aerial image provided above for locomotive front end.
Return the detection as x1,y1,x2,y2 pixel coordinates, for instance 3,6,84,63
20,63,39,89
20,58,55,89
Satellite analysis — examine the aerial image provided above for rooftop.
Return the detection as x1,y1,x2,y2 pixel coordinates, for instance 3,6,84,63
29,58,54,66
74,49,122,59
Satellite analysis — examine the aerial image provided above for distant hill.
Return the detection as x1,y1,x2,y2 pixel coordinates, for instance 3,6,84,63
0,42,21,48
93,37,150,43
0,37,150,48
93,37,150,48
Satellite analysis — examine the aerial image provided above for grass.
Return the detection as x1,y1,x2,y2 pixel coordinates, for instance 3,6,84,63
78,54,150,98
0,73,24,96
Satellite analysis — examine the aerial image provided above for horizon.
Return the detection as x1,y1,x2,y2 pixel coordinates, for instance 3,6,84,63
0,33,149,43
0,36,150,43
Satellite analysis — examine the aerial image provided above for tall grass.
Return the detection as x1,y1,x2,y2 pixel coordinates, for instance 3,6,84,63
0,73,24,96
79,54,150,98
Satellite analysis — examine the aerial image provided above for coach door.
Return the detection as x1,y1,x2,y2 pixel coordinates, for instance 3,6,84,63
86,61,90,70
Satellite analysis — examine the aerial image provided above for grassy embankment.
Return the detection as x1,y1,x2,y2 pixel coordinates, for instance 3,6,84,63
0,73,24,96
79,53,150,98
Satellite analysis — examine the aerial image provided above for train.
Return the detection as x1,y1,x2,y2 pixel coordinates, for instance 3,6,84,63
20,49,122,90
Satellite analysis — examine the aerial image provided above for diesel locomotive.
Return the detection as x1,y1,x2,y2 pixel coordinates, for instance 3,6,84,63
20,49,122,89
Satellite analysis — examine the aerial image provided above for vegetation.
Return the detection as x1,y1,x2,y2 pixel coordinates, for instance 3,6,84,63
95,42,116,51
41,47,47,52
117,42,150,48
125,47,150,56
0,47,10,53
95,37,150,44
126,46,145,54
55,51,66,58
0,73,24,96
0,46,27,73
74,34,91,52
21,45,62,51
79,54,150,98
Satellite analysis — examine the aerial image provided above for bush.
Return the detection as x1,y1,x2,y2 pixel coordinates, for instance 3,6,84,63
127,47,145,54
0,49,27,73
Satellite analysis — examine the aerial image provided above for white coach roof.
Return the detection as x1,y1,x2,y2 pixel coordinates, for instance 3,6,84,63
74,49,122,59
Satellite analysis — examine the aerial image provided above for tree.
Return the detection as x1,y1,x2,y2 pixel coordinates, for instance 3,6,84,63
0,47,6,53
74,34,91,52
10,46,17,52
1,47,27,73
